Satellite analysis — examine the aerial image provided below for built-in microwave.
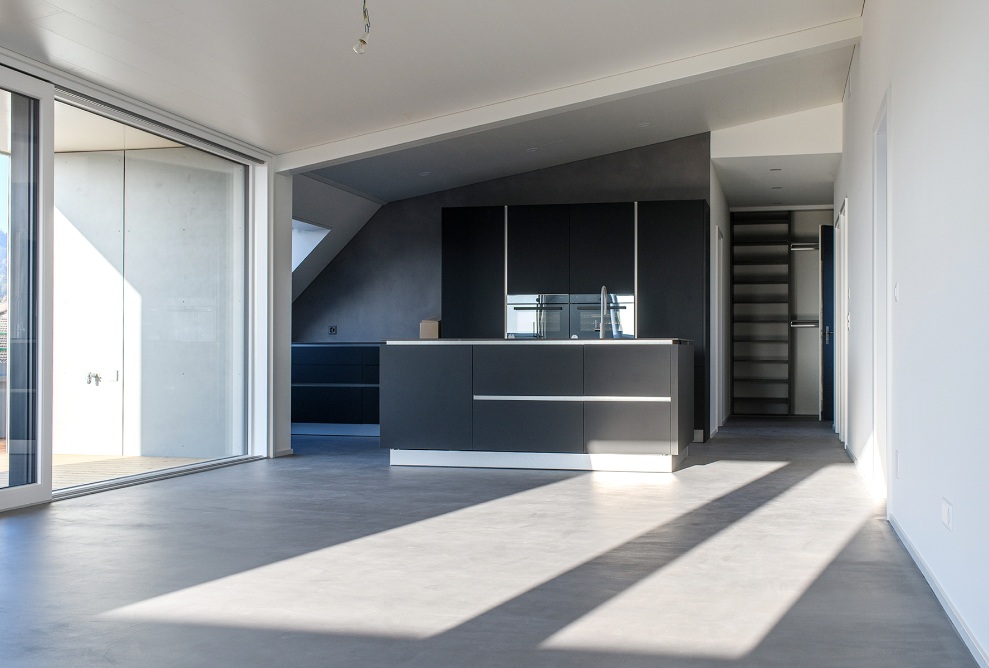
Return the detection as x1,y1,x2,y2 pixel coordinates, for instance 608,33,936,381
506,294,569,339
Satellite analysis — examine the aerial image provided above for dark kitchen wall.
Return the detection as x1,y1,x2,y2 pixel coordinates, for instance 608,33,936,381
292,133,711,342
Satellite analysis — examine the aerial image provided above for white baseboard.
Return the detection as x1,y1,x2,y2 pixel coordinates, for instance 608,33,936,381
390,448,689,473
888,514,988,668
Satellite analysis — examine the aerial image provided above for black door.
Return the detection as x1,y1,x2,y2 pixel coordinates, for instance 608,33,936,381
820,225,835,422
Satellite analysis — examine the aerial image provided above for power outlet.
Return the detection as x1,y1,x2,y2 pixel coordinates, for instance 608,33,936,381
941,498,953,531
328,325,338,335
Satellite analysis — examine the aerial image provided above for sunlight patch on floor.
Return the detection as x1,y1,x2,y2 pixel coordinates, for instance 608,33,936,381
541,463,878,658
102,460,784,638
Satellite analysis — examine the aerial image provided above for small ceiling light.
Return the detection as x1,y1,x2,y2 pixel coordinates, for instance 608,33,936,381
418,171,431,177
770,168,782,172
638,122,651,128
526,147,539,153
771,186,783,190
353,0,371,54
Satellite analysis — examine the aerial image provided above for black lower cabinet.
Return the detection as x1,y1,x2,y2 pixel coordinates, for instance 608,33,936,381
583,344,671,397
473,401,583,453
381,342,694,458
473,345,582,396
291,343,381,424
380,345,472,450
584,403,673,455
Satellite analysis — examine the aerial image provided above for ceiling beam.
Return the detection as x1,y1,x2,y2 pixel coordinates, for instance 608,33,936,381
275,18,861,175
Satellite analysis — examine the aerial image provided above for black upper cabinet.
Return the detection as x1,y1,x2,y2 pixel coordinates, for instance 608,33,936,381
569,203,635,294
442,206,505,338
507,205,570,295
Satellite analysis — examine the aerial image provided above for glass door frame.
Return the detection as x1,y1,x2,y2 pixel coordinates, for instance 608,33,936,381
0,64,54,512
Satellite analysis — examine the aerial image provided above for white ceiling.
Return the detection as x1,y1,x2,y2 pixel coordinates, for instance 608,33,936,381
0,1,863,206
714,154,841,208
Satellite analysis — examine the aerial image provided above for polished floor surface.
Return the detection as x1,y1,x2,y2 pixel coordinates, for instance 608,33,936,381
0,419,976,667
1,440,207,489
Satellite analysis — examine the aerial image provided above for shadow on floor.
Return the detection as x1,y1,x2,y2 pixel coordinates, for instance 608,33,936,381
0,419,976,667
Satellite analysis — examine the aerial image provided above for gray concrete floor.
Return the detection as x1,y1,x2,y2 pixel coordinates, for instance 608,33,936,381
0,418,976,667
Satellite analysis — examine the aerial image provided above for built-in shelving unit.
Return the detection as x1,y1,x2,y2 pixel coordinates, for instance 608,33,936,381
730,212,793,416
291,343,381,425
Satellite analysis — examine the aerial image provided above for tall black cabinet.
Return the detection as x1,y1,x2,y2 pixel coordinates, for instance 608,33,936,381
441,206,505,338
637,200,710,440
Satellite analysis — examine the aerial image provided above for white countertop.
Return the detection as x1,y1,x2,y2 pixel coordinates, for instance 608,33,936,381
385,338,690,345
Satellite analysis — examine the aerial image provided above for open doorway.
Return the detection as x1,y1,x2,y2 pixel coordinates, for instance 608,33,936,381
729,209,832,417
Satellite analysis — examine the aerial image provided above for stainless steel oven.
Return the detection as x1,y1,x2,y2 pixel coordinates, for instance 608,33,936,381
506,294,569,339
569,293,635,339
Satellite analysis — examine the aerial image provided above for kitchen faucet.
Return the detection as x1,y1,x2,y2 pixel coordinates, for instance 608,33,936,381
600,285,607,339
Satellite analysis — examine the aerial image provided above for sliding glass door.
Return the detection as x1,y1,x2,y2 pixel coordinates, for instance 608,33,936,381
1,62,252,507
0,66,53,511
51,102,248,490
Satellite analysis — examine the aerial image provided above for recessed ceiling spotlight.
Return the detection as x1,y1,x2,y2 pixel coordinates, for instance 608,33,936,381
638,122,651,128
418,171,431,177
770,168,782,172
771,186,783,190
526,147,539,153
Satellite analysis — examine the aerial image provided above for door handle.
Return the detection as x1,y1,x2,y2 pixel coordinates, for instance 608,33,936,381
825,326,831,344
86,372,102,386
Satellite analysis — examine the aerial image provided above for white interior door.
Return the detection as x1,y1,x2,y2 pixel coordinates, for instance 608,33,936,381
0,65,54,512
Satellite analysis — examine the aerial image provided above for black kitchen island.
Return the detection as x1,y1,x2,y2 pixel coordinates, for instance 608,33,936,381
380,339,693,472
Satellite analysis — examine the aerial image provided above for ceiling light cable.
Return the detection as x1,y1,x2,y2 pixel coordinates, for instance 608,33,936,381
354,0,371,54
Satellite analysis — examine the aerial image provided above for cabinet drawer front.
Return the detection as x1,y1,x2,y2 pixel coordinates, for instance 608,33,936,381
473,401,583,453
584,402,672,455
473,345,582,396
583,345,671,397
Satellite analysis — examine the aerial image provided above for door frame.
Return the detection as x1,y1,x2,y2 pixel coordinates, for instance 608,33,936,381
873,94,893,501
834,199,849,444
0,64,54,512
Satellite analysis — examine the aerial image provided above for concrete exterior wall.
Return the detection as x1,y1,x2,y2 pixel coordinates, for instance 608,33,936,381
293,133,711,343
53,148,247,459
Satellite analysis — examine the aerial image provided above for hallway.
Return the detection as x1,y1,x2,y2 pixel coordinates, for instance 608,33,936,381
0,420,975,667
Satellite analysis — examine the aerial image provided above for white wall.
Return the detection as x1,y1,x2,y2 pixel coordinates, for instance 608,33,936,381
709,165,730,431
835,1,989,663
272,173,294,457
